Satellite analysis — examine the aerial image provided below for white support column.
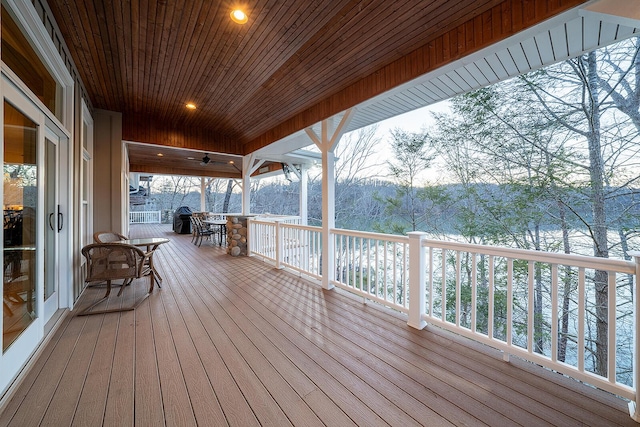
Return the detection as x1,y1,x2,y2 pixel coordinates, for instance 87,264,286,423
407,231,428,330
242,156,253,215
200,177,206,212
305,108,354,290
241,155,267,215
299,164,308,225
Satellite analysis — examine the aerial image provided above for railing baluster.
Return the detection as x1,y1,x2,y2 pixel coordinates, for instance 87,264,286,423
383,241,388,302
428,246,435,317
471,252,477,333
608,271,616,384
489,255,494,340
456,251,461,327
441,249,447,322
578,267,586,373
403,242,408,307
528,260,534,354
551,264,558,363
374,240,379,299
506,258,513,360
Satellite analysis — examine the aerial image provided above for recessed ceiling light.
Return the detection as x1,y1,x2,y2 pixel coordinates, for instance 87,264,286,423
229,160,235,164
230,9,248,24
187,157,195,160
157,153,164,157
185,102,197,110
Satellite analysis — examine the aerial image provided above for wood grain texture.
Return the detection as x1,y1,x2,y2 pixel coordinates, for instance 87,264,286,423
45,0,587,160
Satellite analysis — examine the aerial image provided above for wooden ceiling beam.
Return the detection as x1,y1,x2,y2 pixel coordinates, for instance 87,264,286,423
123,114,242,155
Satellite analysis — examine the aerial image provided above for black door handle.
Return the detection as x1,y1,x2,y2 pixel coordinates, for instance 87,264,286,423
48,212,55,230
57,205,63,232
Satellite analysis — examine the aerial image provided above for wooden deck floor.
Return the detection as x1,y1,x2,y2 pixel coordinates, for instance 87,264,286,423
0,223,635,426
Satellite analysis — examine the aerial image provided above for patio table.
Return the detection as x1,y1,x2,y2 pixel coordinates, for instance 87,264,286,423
203,219,227,246
117,237,169,287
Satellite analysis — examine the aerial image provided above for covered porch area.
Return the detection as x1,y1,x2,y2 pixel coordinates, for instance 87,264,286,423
0,224,633,426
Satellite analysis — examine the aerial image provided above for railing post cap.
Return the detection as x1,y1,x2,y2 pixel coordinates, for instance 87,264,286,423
407,231,428,239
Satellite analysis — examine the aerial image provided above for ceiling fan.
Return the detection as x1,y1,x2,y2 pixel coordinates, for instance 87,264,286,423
200,154,211,166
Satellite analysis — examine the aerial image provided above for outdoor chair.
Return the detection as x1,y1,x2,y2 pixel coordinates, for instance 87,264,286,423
191,217,214,246
92,230,133,286
94,231,128,243
78,242,155,315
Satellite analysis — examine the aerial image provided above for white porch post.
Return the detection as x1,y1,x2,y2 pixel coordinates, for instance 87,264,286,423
241,156,252,215
299,164,308,225
200,177,206,212
305,109,354,290
241,155,266,215
407,231,427,330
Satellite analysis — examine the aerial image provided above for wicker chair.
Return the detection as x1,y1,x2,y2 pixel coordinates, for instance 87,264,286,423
93,231,128,243
78,242,154,315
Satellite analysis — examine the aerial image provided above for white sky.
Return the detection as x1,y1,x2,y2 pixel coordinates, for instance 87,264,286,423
354,100,453,183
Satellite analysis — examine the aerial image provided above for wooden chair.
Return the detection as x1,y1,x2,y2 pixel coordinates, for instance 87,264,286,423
77,242,154,316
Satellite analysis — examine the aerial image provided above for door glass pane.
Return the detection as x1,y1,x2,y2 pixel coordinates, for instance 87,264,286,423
1,6,61,121
3,101,38,352
44,139,56,300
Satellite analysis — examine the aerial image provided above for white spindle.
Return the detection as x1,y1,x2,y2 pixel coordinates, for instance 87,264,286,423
608,271,616,384
578,267,586,373
551,264,558,362
471,253,477,333
489,256,495,340
506,258,513,361
528,260,534,354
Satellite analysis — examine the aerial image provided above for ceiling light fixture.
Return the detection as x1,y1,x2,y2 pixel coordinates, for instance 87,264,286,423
230,9,248,24
185,102,197,110
157,153,164,157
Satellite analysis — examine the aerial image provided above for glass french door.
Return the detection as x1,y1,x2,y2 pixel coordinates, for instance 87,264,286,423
0,74,67,392
43,129,60,321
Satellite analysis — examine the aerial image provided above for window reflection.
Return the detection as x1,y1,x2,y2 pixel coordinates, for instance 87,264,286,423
3,101,37,352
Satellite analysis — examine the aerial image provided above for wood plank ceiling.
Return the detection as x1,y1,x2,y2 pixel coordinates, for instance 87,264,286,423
47,0,587,175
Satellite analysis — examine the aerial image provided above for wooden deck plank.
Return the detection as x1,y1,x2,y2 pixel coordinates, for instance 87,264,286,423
157,260,261,427
132,289,165,426
209,263,455,427
319,284,634,426
168,241,391,427
1,224,635,427
102,307,136,424
154,245,294,426
1,314,96,426
167,258,351,427
156,278,229,426
37,314,105,426
205,259,442,427
70,293,122,426
0,305,76,425
148,284,198,426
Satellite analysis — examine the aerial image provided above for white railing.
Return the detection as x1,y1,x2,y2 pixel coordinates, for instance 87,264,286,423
280,224,322,280
248,219,278,262
333,228,409,313
245,222,640,418
408,232,638,411
255,214,301,224
129,210,161,224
